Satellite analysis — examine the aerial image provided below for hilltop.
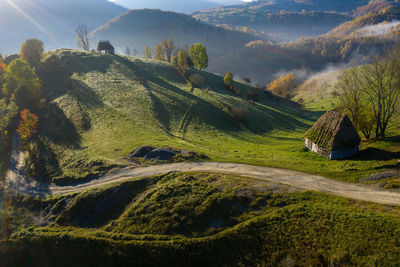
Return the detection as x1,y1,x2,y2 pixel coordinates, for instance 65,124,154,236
112,0,221,14
0,0,127,54
89,9,262,58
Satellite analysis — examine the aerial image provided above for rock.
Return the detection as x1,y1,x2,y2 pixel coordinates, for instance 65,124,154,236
361,170,399,182
144,148,176,161
129,146,156,158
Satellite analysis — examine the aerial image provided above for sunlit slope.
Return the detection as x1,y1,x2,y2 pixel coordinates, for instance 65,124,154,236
37,49,315,181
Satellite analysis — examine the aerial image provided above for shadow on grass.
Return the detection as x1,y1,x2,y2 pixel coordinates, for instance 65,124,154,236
353,147,400,162
114,56,321,135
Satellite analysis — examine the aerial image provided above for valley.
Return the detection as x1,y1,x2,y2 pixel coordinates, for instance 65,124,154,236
2,0,400,266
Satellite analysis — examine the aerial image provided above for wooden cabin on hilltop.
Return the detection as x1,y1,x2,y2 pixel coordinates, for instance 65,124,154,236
304,111,361,160
97,40,115,54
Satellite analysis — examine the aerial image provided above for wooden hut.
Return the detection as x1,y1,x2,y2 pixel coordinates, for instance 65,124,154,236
304,110,361,160
97,40,115,54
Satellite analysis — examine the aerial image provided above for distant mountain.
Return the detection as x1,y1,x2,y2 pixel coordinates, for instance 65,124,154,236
0,0,127,54
112,0,220,14
194,10,351,41
193,0,372,41
90,9,263,59
213,0,371,14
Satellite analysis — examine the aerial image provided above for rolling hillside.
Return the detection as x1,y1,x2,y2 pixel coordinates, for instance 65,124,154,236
30,49,400,186
89,9,262,59
0,0,127,54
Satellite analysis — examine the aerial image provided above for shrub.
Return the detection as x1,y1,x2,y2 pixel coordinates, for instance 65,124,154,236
232,86,241,96
224,72,233,88
246,90,259,102
230,106,248,122
189,74,205,87
243,77,251,84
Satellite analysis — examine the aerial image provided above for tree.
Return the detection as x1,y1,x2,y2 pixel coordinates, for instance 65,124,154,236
171,56,178,66
161,38,176,62
189,43,208,70
125,46,131,56
359,56,400,138
2,59,43,110
17,109,38,145
20,39,44,68
224,72,233,89
334,69,364,131
266,74,295,97
144,45,152,59
177,50,188,68
0,100,18,134
76,25,90,52
154,44,166,61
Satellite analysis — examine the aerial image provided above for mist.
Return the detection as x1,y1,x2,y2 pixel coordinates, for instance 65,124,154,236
356,20,400,37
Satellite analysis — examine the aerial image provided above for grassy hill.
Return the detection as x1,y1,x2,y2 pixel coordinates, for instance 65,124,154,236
3,172,400,266
28,49,400,185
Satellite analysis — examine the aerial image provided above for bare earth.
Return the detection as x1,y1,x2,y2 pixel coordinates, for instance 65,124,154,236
5,136,400,205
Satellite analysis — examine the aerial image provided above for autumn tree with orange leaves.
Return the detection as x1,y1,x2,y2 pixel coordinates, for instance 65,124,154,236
17,109,38,148
266,73,296,97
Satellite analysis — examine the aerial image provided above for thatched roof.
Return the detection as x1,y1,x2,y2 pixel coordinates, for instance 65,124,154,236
97,40,114,51
304,110,361,151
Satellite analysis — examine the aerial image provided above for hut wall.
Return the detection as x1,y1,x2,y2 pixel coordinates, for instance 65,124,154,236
305,138,359,160
305,138,331,158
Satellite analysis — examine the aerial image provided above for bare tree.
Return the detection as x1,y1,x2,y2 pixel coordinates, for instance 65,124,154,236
360,53,400,138
334,68,364,130
76,25,90,51
125,46,131,56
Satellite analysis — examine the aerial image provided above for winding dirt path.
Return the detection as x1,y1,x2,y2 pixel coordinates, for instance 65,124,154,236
6,139,400,206
43,162,400,206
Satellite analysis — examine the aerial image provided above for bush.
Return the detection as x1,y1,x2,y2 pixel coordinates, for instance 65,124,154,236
189,74,205,87
224,72,233,88
246,90,259,102
230,106,248,122
232,86,241,96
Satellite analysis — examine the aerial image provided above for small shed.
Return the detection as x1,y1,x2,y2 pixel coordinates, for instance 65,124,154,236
97,40,115,54
304,110,361,160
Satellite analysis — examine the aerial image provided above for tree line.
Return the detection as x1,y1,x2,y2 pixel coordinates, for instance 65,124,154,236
0,39,44,177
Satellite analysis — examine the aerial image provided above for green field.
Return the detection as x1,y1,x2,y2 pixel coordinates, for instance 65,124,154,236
32,49,400,184
2,172,400,266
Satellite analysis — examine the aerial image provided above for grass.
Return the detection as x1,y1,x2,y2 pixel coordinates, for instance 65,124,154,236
3,172,400,266
32,49,400,184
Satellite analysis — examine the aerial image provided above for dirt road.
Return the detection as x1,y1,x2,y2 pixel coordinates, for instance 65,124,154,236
44,162,400,206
